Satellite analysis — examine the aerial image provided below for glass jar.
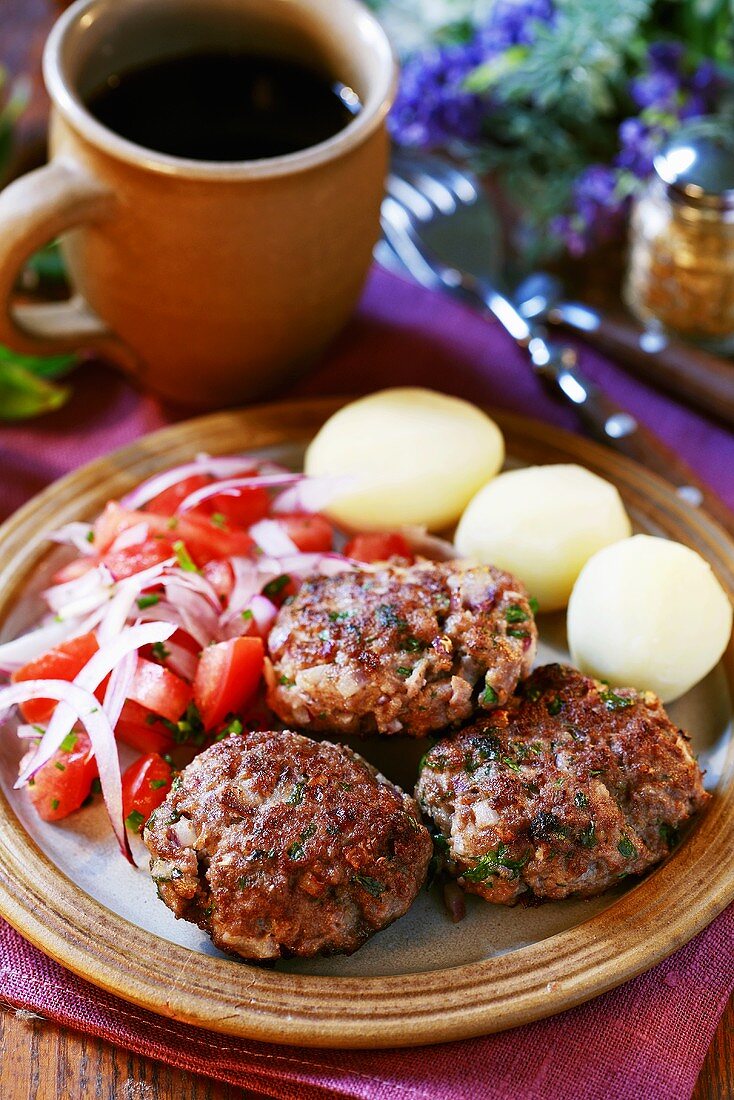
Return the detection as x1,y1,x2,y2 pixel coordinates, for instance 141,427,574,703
624,125,734,353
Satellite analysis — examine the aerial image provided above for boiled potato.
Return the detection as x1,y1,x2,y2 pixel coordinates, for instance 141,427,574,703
454,464,631,610
304,388,504,531
568,534,732,702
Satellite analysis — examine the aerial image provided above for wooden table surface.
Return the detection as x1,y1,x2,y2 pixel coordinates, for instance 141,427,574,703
0,2,731,1097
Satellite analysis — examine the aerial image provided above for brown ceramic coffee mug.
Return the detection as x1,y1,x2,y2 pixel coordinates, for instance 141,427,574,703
0,0,396,406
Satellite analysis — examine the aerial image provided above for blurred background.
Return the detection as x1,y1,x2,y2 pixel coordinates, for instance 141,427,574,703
1,0,734,418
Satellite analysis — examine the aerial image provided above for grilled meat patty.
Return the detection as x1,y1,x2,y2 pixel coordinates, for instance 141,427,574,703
416,664,709,904
143,730,432,959
266,560,537,737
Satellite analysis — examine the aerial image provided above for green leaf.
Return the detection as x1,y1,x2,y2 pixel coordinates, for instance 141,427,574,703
465,46,528,93
0,361,71,420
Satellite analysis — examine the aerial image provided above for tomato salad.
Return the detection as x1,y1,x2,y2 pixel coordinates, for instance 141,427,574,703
0,455,427,861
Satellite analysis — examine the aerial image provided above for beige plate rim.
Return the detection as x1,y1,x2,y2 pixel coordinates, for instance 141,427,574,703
0,397,732,1049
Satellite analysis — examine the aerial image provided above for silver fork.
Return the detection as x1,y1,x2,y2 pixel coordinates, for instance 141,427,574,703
380,152,734,530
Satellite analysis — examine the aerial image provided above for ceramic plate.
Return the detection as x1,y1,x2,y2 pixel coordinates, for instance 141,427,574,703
0,397,731,1048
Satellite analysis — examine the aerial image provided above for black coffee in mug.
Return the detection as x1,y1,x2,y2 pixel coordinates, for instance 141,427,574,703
85,51,361,161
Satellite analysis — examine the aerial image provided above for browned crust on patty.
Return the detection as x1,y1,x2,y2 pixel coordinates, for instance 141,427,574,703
265,560,537,737
143,730,432,959
416,664,710,904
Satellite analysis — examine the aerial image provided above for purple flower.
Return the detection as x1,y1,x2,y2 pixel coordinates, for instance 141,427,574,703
389,0,554,149
647,41,685,72
629,69,680,111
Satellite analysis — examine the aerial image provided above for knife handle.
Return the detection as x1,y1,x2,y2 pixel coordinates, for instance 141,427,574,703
551,361,734,536
554,307,734,428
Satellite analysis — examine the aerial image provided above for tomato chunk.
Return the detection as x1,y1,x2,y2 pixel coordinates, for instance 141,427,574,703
26,729,98,822
146,476,269,529
194,637,264,731
122,752,175,832
94,501,254,569
343,532,414,563
115,700,176,755
127,659,192,724
104,537,175,581
12,632,99,724
145,474,211,517
277,513,334,553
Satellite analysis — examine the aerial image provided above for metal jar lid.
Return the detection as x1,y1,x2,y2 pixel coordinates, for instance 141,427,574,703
654,122,734,210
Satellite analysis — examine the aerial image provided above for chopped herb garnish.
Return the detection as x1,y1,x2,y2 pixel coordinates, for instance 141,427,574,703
463,843,529,882
502,756,521,773
599,688,635,711
396,666,412,679
480,684,498,707
136,594,160,610
574,791,589,809
50,798,60,811
210,512,227,529
301,823,317,841
28,779,35,788
173,540,198,572
126,810,145,832
236,876,250,889
506,605,529,624
53,761,66,772
86,530,95,543
171,775,182,792
352,874,386,898
287,841,305,861
328,609,352,622
529,597,539,614
278,674,295,688
546,696,563,716
659,823,679,849
376,604,408,630
508,628,529,640
151,641,170,661
617,835,637,859
403,636,425,652
150,778,168,790
249,847,277,861
421,751,447,773
60,732,78,752
579,822,597,848
263,574,291,598
287,777,308,806
241,608,254,621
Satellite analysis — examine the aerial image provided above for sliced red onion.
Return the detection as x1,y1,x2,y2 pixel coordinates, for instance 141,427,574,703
270,475,355,515
0,679,133,861
249,519,299,557
120,455,259,511
220,556,260,625
160,579,219,647
256,551,355,578
249,594,279,635
177,473,303,514
443,880,467,923
102,648,138,730
48,522,96,556
109,521,149,552
0,618,86,674
162,640,198,681
400,525,458,562
43,563,114,618
16,724,43,740
96,558,173,644
16,619,176,788
163,567,221,610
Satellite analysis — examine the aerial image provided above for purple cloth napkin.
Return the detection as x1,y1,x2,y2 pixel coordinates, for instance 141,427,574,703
0,265,732,1099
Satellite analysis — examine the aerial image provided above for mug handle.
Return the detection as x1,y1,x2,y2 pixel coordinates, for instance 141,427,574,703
0,158,134,366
